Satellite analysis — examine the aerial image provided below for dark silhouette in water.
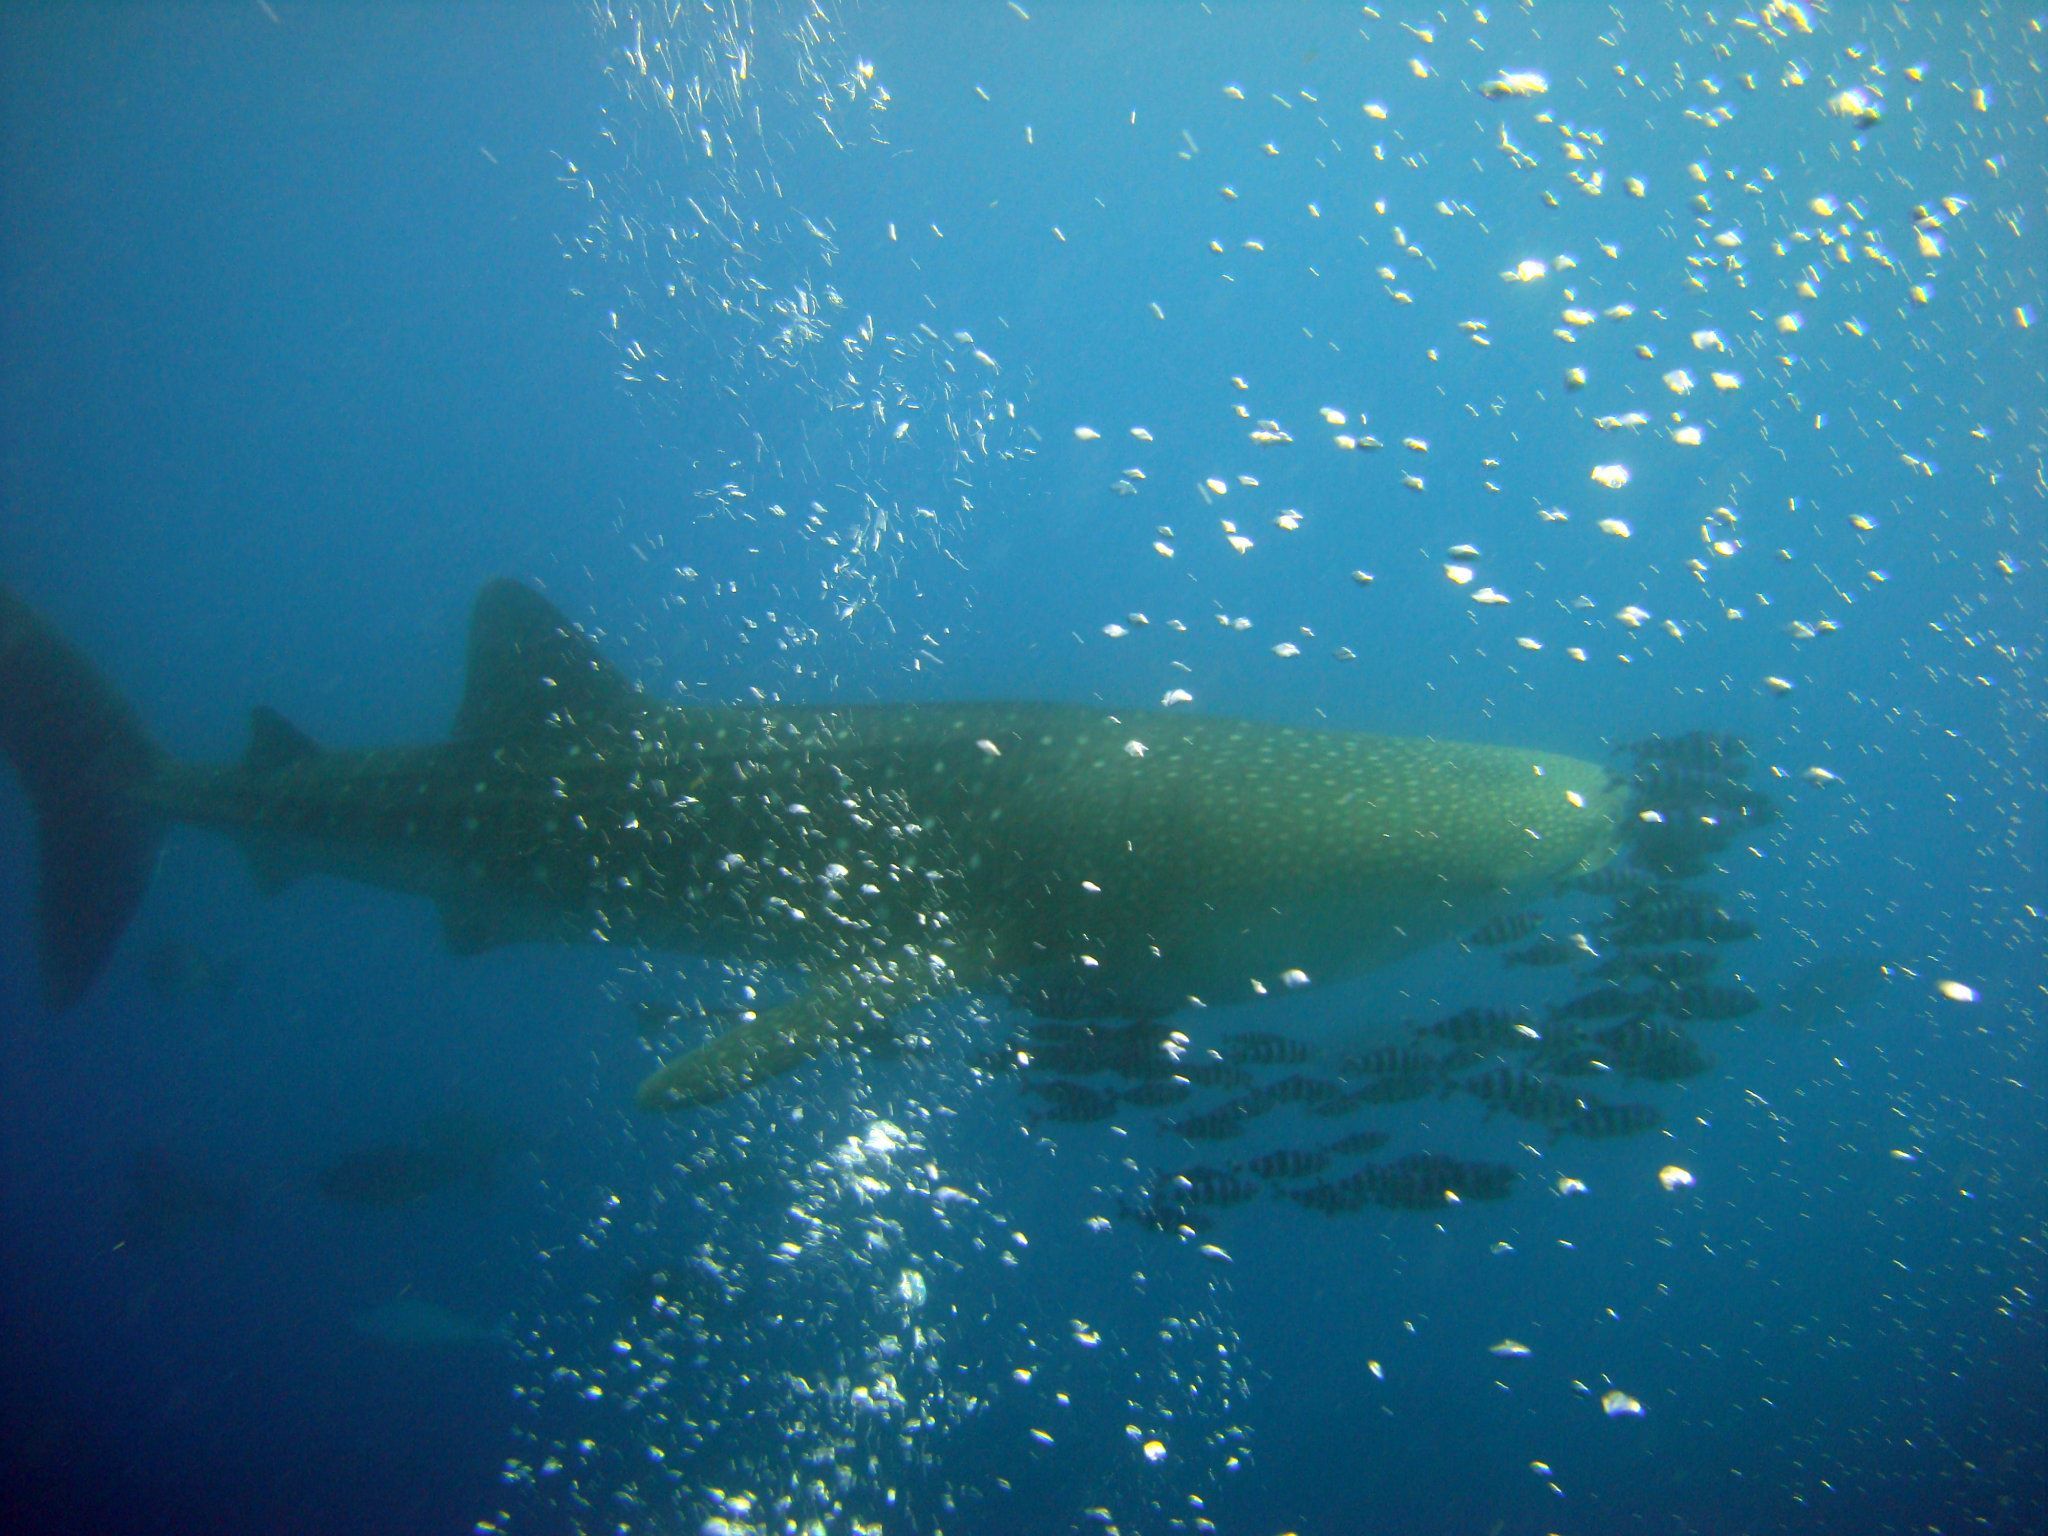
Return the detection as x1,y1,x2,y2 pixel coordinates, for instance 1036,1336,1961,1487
0,579,1626,1114
117,1145,245,1248
350,1294,505,1348
314,1108,517,1210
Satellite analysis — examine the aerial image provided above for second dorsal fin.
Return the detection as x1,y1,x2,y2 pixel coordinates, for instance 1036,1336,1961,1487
452,580,641,742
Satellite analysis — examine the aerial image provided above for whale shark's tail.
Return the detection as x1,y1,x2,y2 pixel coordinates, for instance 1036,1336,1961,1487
0,585,166,1007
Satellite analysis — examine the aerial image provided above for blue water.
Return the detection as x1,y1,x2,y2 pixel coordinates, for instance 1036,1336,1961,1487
2,4,2041,1534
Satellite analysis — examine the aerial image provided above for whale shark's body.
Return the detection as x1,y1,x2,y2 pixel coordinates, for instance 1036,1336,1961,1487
1,580,1627,1108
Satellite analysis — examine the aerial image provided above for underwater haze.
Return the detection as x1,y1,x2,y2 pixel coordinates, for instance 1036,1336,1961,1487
0,3,2042,1535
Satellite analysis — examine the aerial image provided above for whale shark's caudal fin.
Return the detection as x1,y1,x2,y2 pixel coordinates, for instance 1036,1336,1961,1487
0,585,166,1008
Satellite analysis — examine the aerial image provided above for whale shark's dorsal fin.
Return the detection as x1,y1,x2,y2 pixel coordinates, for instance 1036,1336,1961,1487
454,580,641,742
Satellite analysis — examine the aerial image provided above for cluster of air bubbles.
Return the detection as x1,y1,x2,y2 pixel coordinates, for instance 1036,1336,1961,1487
570,1,1028,620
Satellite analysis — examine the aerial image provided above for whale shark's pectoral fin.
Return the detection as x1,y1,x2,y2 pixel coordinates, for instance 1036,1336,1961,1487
635,955,957,1112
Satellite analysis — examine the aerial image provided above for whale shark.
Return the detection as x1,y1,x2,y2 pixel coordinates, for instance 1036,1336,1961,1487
1,580,1628,1109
